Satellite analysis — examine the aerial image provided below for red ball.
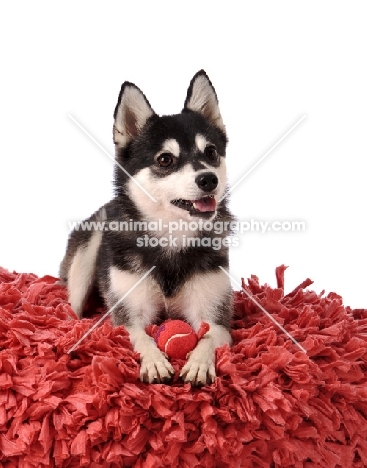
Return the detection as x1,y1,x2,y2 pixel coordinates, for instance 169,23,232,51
152,320,198,360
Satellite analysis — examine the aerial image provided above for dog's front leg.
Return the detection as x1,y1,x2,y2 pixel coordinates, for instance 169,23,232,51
109,267,174,384
180,323,231,386
177,269,233,386
126,325,175,384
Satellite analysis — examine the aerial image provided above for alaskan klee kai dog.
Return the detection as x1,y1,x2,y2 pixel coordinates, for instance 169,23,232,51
60,70,234,386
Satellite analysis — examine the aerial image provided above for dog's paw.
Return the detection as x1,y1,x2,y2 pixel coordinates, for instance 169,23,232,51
140,350,175,384
180,354,216,386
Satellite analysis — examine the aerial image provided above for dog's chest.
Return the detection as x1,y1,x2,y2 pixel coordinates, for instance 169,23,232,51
151,263,189,297
150,246,225,298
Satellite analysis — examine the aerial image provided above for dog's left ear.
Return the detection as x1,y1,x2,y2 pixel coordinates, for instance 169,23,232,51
184,70,225,132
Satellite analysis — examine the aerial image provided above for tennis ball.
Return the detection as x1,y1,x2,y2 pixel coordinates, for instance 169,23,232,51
151,320,198,360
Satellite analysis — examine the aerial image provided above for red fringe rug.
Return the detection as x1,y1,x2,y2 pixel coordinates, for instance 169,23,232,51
0,266,367,468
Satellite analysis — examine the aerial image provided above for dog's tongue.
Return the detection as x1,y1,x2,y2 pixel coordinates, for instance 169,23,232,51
193,197,217,212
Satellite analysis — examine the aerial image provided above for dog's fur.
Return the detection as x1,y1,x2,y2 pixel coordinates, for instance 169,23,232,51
60,70,234,385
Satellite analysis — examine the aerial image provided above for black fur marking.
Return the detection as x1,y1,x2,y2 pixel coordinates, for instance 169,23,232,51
114,111,226,193
191,160,208,171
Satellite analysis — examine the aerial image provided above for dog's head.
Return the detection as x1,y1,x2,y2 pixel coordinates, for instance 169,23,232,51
113,70,228,222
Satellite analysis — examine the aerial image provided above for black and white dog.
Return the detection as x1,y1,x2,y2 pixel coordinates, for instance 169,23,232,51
60,70,234,386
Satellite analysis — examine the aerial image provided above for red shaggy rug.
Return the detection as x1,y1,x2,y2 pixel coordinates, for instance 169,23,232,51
0,266,367,468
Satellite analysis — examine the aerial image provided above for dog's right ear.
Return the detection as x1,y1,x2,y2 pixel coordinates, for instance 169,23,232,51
113,82,155,147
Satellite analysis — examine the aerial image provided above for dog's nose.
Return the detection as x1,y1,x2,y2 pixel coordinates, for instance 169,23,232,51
195,172,218,192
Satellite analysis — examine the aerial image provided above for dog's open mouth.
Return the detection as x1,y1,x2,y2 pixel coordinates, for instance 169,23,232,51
171,195,217,216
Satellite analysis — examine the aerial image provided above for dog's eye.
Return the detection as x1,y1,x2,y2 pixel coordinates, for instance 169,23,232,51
157,153,174,167
204,145,218,160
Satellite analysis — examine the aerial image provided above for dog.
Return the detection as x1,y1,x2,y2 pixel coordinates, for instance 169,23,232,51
60,70,234,386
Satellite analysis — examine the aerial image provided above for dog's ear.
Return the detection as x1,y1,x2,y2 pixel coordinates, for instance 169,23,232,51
183,70,225,132
113,82,155,147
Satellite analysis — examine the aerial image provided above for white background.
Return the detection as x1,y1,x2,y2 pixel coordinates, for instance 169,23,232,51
0,2,366,308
